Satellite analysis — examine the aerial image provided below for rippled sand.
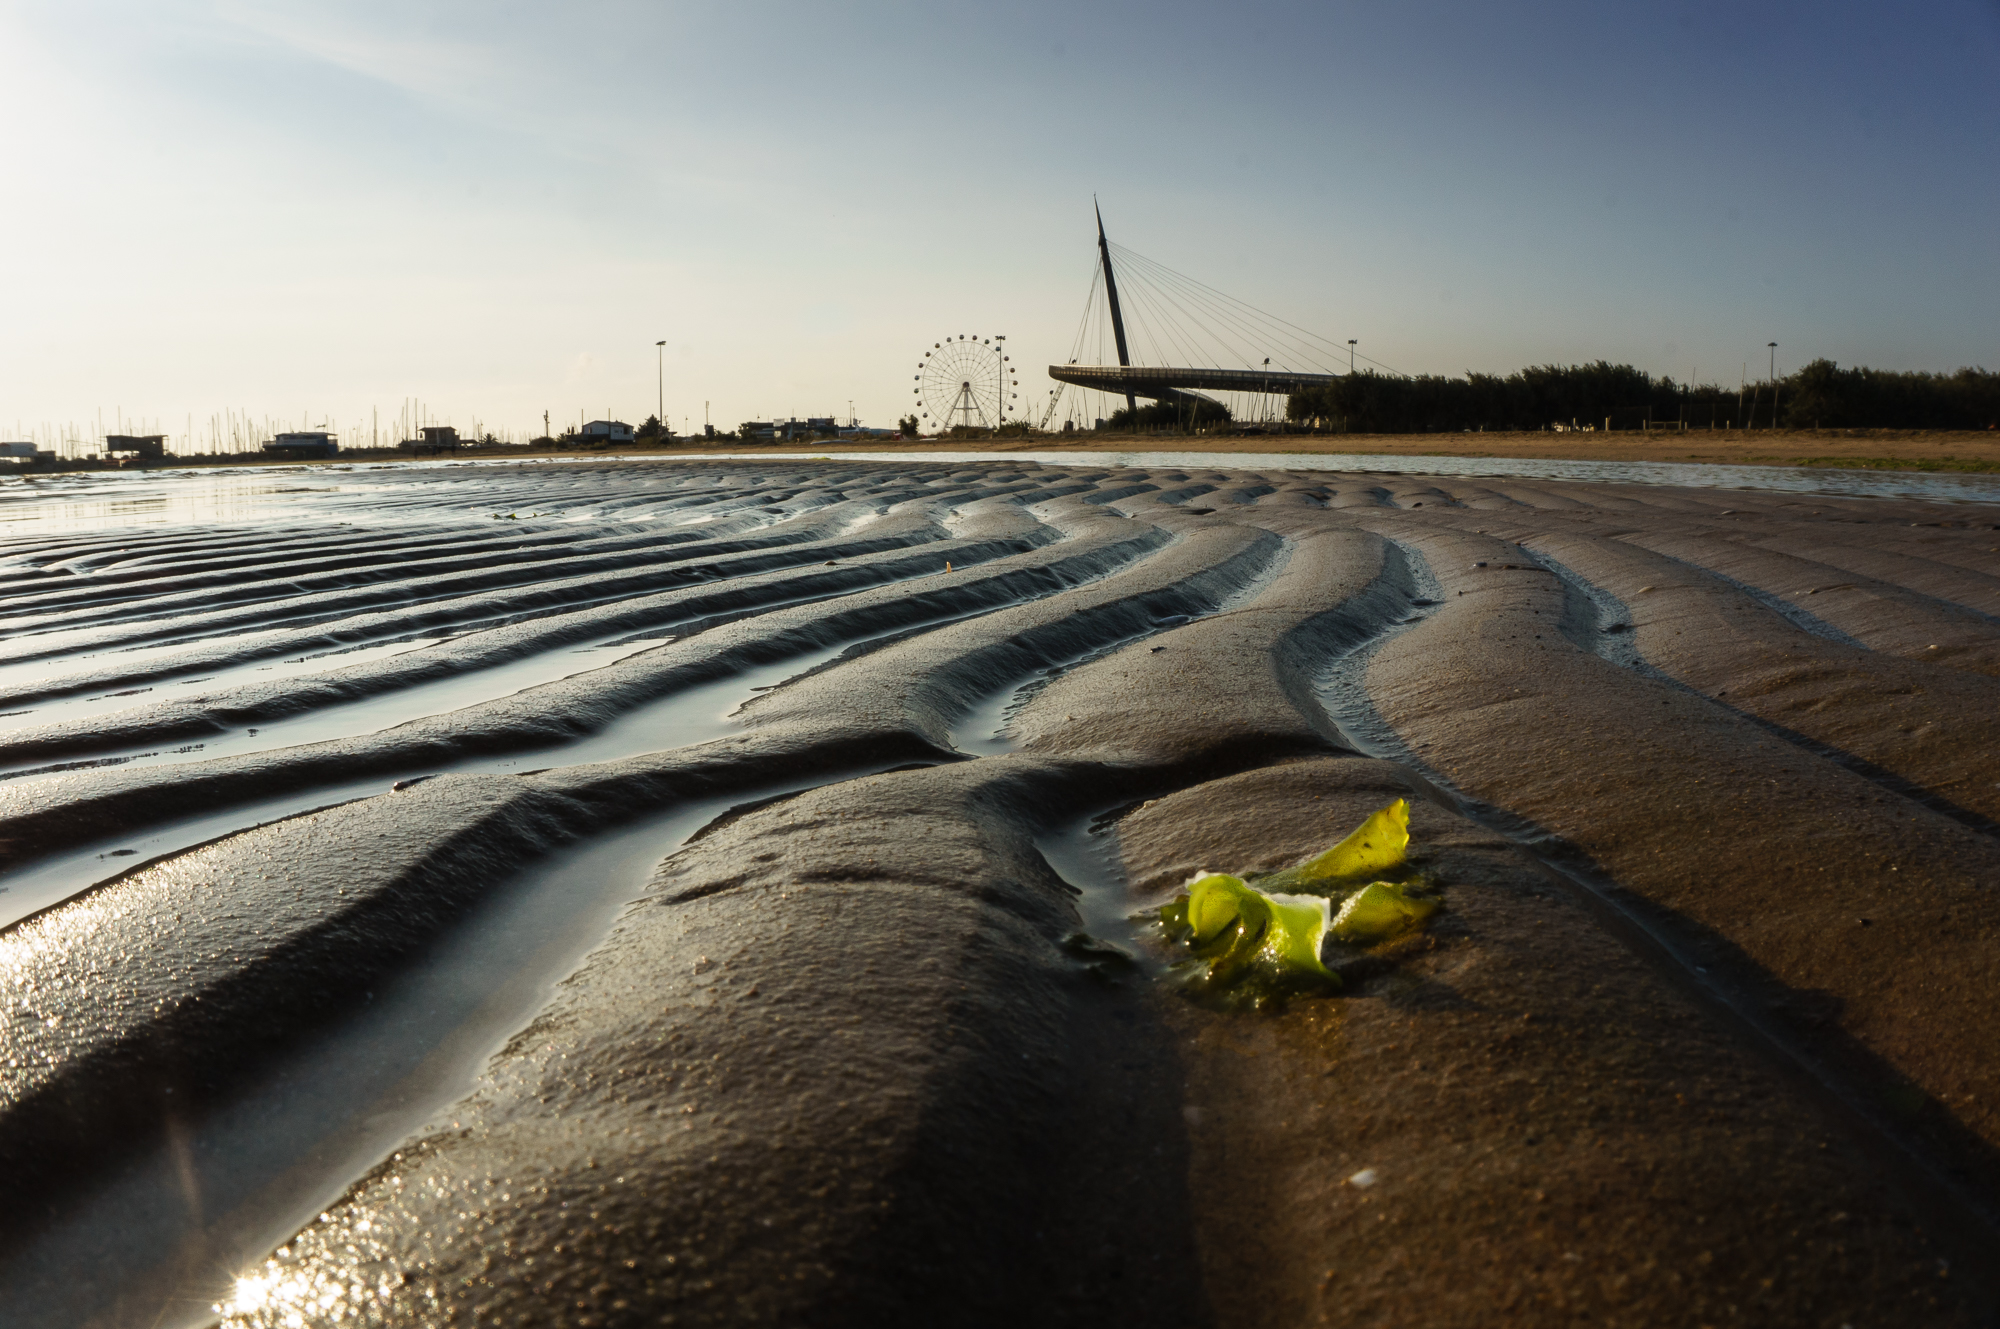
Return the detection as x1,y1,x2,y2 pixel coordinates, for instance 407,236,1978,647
2,459,1998,1327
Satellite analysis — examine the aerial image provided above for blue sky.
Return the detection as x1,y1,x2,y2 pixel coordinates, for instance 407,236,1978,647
3,0,1996,447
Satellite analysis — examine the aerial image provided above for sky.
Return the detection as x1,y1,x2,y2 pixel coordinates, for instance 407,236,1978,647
2,0,1996,450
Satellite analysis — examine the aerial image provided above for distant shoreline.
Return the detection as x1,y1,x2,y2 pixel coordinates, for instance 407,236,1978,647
24,427,1992,476
662,427,2000,473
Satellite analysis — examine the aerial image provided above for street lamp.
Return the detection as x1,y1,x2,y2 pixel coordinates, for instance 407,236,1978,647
1348,339,1357,373
655,340,667,435
1768,342,1779,431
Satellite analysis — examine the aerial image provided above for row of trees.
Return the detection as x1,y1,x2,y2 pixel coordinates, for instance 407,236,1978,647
1781,362,2000,430
1284,361,2000,433
1104,396,1234,431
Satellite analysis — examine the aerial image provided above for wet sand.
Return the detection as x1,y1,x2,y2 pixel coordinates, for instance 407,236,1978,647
1,458,1998,1326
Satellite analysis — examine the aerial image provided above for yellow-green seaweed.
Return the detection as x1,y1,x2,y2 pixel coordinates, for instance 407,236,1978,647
1149,798,1438,1006
1330,879,1439,943
1185,873,1336,981
1248,798,1410,894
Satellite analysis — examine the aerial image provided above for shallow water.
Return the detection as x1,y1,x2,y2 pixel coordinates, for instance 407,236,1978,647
1036,805,1160,972
0,459,794,535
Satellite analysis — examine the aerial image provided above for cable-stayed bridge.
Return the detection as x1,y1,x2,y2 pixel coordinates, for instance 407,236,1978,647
1042,203,1401,428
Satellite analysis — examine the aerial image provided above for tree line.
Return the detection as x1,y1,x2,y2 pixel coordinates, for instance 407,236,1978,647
1104,396,1234,430
1283,360,1999,433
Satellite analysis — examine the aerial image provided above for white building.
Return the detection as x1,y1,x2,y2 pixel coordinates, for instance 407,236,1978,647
581,420,635,443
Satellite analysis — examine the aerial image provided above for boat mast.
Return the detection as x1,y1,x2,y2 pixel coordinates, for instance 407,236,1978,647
1096,200,1137,414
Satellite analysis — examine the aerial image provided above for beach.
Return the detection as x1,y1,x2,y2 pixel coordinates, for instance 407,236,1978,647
2,456,1998,1326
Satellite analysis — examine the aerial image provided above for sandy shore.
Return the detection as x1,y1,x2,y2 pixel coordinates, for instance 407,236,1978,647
2,459,1998,1326
37,427,1999,474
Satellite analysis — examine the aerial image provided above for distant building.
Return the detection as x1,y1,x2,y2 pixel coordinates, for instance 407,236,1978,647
105,434,167,459
1,442,39,458
777,417,839,442
581,420,635,444
405,426,461,455
738,421,776,443
264,431,339,459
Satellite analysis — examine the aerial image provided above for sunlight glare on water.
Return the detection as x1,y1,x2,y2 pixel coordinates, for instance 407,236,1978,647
0,471,372,533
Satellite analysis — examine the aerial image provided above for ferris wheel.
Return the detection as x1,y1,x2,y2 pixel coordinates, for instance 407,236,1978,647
912,334,1019,430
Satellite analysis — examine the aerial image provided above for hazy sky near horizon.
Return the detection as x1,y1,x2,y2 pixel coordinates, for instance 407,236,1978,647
3,0,1996,444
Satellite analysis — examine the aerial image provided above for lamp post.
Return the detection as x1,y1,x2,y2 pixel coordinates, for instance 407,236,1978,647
1348,339,1357,373
1767,342,1779,431
655,341,667,435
